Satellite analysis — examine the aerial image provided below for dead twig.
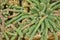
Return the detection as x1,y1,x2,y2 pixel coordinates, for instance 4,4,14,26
8,13,18,18
0,10,5,32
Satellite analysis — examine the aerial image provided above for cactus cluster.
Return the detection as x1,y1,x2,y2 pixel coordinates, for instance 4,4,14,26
0,0,60,40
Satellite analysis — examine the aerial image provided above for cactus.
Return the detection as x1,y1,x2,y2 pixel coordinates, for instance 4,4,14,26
0,0,60,40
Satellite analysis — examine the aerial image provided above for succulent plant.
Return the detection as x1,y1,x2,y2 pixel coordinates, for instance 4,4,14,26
25,0,60,40
0,0,60,40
